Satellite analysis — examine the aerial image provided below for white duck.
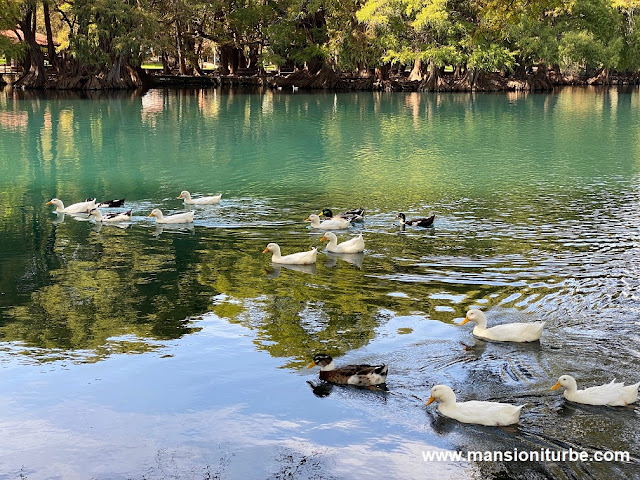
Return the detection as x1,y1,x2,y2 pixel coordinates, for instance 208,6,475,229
306,214,350,230
148,208,195,224
551,375,640,406
262,243,317,265
178,190,222,205
88,208,132,223
321,232,364,253
46,198,96,214
460,309,545,342
426,385,524,426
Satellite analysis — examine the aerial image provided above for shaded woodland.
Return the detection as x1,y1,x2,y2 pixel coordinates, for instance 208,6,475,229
1,0,640,91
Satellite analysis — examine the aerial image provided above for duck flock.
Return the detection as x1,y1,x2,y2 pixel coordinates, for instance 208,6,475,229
46,192,639,427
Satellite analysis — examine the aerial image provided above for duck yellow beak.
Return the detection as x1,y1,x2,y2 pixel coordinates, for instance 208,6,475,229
45,201,52,205
460,317,470,325
262,247,269,254
551,382,562,390
148,213,154,217
426,396,435,406
305,217,311,222
307,361,316,369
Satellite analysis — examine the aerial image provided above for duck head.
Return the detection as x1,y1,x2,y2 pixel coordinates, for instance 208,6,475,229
320,232,337,243
396,212,406,224
46,198,64,210
307,353,336,371
460,309,487,328
551,375,577,392
178,191,191,200
262,243,280,255
426,384,457,406
148,208,163,219
306,214,320,224
321,209,333,218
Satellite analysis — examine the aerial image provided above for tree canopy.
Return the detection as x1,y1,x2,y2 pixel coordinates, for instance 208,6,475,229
1,0,639,89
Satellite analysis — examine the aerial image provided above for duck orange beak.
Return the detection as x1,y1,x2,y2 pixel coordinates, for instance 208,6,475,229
45,201,52,205
177,194,183,199
320,235,327,242
262,247,269,254
304,217,311,222
148,213,154,217
460,317,470,325
307,361,316,369
551,382,562,390
426,396,435,406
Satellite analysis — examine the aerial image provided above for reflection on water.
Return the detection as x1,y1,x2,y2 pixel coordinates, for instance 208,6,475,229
1,86,640,479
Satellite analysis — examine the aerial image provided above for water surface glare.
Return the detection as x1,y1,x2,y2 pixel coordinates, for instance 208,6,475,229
0,87,639,479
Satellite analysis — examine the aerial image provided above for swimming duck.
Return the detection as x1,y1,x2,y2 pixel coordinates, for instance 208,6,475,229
460,309,545,342
321,208,365,223
46,198,96,214
426,385,524,426
178,191,222,205
307,353,388,386
262,243,317,265
306,214,350,230
551,375,640,406
148,208,195,224
396,212,435,227
89,198,125,208
88,208,132,223
321,232,365,253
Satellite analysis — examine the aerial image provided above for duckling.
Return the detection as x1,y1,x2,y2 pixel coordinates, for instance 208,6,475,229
321,208,365,223
307,353,388,386
396,212,435,227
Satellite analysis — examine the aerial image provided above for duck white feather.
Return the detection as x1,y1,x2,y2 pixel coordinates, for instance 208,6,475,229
47,198,96,214
262,243,317,265
88,208,132,223
426,385,523,426
178,190,222,205
306,214,350,230
460,309,545,342
148,208,195,224
321,232,364,253
551,375,639,406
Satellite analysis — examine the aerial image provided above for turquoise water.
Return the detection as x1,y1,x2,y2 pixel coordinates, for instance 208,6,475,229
0,86,639,479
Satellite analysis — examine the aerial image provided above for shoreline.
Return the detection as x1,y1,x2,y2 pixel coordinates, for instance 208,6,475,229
2,70,640,93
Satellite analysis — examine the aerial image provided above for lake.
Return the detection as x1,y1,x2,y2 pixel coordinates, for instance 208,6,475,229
0,86,639,479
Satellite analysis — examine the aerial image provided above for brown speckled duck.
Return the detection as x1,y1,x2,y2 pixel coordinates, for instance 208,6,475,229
307,353,388,386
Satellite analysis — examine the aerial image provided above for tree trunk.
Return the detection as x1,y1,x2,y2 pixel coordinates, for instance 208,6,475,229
176,23,187,75
219,45,230,75
408,58,427,81
14,6,47,88
162,51,171,74
43,1,57,70
375,63,390,81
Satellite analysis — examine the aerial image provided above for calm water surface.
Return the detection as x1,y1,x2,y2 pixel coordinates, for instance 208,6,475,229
0,86,639,479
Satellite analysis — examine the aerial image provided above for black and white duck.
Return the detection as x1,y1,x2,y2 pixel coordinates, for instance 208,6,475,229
321,208,364,223
396,212,435,227
307,353,388,386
